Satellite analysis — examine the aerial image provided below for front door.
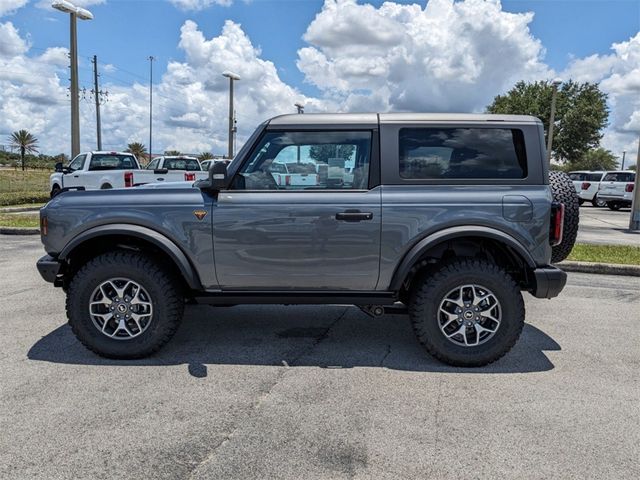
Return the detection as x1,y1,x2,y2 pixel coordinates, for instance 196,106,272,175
212,129,381,290
62,154,86,188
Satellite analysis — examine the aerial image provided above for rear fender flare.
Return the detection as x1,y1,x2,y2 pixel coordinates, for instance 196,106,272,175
389,225,536,291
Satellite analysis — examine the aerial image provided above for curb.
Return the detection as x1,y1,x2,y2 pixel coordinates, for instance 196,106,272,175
0,227,39,235
556,260,640,277
0,206,43,213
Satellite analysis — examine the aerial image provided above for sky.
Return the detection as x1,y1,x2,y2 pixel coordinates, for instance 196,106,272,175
0,0,639,166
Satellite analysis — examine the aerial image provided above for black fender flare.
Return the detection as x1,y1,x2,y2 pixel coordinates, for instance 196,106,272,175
389,225,537,291
59,224,202,290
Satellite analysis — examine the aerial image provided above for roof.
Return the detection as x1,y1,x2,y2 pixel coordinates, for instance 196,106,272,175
268,112,542,126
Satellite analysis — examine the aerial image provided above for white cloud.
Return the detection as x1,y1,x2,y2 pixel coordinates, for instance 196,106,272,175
168,0,232,11
564,32,640,166
0,21,28,56
0,0,28,17
297,0,551,112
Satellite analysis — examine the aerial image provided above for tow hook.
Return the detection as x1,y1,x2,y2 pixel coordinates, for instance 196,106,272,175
359,304,408,318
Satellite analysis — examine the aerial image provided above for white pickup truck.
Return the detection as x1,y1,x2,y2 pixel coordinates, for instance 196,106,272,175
49,151,204,197
269,161,319,188
145,156,208,181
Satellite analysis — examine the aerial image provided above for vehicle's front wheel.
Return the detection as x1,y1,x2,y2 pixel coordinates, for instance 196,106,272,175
607,202,621,210
66,251,184,359
410,260,525,367
592,195,607,208
50,184,61,198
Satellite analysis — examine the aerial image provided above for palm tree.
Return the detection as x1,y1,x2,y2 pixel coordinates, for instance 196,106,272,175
125,142,147,164
9,130,38,171
197,152,214,161
164,150,181,156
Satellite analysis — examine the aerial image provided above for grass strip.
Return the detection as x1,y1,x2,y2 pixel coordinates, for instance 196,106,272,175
567,243,640,265
0,213,39,229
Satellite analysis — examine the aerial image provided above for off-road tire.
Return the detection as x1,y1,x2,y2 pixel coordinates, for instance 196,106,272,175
410,260,525,367
66,251,184,359
607,202,621,211
549,170,580,263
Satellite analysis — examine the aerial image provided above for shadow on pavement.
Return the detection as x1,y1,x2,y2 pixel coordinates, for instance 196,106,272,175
28,305,560,375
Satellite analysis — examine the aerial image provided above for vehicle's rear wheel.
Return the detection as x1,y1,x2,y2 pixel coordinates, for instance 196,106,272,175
578,198,584,206
409,260,525,367
50,184,61,198
549,171,580,263
592,195,607,208
66,251,184,359
100,183,112,190
607,202,621,211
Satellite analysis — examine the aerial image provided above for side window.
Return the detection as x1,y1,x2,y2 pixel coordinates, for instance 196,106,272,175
232,131,372,190
147,158,159,170
68,154,86,171
399,128,528,179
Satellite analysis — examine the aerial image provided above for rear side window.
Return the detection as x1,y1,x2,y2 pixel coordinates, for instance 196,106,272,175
603,172,635,182
587,173,604,182
569,172,588,181
89,154,136,171
399,128,527,179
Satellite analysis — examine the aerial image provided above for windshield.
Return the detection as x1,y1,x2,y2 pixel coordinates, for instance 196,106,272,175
88,154,137,171
163,158,201,171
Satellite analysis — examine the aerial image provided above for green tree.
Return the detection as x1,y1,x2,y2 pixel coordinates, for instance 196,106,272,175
9,130,39,171
309,144,355,164
197,152,214,161
629,164,637,171
568,148,618,171
487,80,608,163
125,142,147,164
164,150,181,156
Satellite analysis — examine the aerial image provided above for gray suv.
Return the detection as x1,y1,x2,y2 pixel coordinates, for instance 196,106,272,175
37,113,572,367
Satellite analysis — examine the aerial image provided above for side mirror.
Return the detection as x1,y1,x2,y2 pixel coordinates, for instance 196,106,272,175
195,161,228,193
210,161,228,190
54,162,63,173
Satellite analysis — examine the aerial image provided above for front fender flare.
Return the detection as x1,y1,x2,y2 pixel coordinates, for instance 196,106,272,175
59,223,202,290
388,225,537,292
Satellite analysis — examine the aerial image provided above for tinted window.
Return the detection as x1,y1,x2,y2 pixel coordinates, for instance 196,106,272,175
603,172,635,182
89,154,136,171
68,154,86,171
163,158,201,171
146,158,159,170
587,173,604,182
234,131,372,190
399,128,527,179
569,172,588,181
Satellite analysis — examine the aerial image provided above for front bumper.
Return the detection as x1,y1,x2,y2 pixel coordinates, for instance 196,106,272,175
531,266,567,299
37,254,62,284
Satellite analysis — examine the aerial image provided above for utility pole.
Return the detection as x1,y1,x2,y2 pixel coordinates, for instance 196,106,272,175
148,56,154,162
629,138,640,231
69,11,81,157
621,150,626,170
546,79,562,164
92,55,102,150
222,71,240,159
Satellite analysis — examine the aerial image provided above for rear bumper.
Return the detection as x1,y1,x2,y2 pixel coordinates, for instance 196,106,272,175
37,255,62,284
597,194,632,204
531,266,567,299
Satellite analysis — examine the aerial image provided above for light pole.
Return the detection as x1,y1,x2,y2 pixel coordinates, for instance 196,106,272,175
621,150,627,170
546,79,562,164
52,1,93,158
222,71,240,159
294,102,305,114
629,138,640,231
148,56,154,162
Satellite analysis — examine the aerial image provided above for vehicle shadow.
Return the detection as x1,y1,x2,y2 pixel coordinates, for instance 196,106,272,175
28,305,560,375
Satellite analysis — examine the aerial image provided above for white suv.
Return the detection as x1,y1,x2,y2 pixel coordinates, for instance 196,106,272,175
597,171,636,210
568,171,607,207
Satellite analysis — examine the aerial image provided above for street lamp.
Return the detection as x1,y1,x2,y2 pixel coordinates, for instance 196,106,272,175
621,150,627,170
294,102,305,114
546,78,562,164
52,1,93,158
222,71,240,159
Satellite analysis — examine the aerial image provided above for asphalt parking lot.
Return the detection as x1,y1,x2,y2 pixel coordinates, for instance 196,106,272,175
1,235,639,480
577,204,639,245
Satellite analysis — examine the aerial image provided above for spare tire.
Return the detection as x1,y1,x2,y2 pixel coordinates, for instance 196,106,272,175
549,170,580,263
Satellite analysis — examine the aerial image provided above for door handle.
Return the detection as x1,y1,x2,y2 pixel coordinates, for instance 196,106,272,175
73,175,79,178
335,210,373,222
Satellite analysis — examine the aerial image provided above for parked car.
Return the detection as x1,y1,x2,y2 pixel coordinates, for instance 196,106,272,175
269,161,319,188
37,113,578,367
49,152,203,197
200,159,230,171
597,170,636,210
568,170,607,207
145,156,208,182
